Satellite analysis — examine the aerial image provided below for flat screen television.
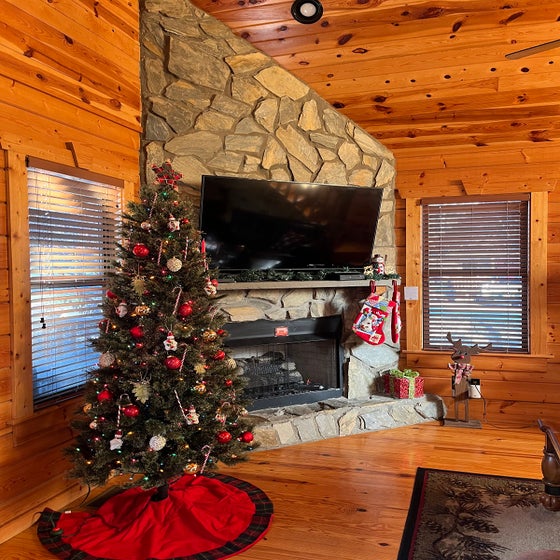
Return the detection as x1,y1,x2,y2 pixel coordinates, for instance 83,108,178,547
199,175,383,277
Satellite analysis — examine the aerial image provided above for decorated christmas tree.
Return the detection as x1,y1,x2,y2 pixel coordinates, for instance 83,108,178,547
67,161,255,495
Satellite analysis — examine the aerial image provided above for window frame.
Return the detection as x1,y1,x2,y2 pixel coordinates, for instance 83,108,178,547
7,152,129,421
405,191,547,358
27,158,123,408
421,194,530,353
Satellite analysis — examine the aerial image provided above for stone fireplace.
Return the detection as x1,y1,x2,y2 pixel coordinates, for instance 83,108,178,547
215,280,400,405
212,280,445,449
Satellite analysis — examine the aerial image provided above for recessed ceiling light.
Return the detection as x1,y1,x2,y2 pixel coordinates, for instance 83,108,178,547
291,0,323,24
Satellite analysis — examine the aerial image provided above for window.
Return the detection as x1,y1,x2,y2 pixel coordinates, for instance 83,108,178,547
422,196,529,353
27,159,122,407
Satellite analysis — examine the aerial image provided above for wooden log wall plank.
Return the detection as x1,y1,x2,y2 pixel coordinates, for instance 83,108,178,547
0,45,140,133
0,3,140,111
404,198,422,351
0,443,73,507
10,398,79,447
396,145,560,172
15,0,139,53
397,163,560,195
0,71,139,151
0,99,139,181
74,0,139,32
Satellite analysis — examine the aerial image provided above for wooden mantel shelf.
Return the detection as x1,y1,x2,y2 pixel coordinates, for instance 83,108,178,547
217,279,398,291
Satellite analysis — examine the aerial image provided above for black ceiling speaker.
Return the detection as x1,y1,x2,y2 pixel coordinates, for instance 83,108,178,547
291,0,323,24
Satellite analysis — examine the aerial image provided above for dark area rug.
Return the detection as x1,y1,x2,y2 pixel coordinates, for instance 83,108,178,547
398,467,560,560
37,472,273,560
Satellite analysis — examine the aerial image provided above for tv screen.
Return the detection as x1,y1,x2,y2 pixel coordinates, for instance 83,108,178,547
199,175,383,274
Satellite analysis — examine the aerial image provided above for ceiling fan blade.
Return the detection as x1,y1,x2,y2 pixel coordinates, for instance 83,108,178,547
506,38,560,60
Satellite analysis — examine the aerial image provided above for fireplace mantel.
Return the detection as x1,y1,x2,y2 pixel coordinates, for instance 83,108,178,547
217,279,398,291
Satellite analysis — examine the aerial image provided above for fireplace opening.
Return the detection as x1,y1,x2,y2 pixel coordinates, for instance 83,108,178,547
224,316,343,410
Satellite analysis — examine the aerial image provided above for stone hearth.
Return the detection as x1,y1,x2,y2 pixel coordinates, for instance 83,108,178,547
249,396,445,450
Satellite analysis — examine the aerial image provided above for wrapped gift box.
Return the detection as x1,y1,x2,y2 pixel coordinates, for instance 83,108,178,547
383,370,424,399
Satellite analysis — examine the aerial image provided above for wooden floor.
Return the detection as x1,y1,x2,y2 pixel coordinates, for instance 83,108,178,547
0,421,547,560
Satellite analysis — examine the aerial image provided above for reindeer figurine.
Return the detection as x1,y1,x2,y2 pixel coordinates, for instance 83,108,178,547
445,332,492,427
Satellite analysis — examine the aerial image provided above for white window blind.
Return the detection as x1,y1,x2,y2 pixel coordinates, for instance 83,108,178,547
28,162,122,407
422,197,529,353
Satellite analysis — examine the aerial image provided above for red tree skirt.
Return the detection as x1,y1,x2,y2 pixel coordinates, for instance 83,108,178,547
37,473,273,560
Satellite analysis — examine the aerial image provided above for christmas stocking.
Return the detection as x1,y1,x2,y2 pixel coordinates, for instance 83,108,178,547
352,282,395,345
391,279,401,344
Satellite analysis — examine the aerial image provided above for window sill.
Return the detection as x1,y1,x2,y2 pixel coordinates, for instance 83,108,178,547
403,349,552,370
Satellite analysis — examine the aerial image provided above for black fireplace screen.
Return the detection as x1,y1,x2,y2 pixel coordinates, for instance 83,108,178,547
224,316,343,409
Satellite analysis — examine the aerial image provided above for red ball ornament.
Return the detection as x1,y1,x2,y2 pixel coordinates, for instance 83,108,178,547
97,388,112,402
122,404,140,418
225,379,233,387
132,243,150,258
129,326,144,339
213,350,226,360
177,303,193,318
239,431,254,443
216,430,233,444
106,290,117,300
211,278,219,287
216,329,226,336
165,356,182,370
135,342,144,349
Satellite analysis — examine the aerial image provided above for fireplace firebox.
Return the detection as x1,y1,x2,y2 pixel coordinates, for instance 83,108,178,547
224,316,343,410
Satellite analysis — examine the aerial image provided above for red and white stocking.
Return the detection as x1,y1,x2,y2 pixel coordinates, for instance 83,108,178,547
352,282,395,345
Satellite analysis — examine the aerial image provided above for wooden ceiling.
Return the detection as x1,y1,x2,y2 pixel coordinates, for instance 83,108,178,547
188,0,560,161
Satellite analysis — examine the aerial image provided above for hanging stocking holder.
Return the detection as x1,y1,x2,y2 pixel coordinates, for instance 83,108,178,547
352,281,395,345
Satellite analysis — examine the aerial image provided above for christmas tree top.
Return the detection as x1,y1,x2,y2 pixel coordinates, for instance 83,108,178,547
67,162,254,490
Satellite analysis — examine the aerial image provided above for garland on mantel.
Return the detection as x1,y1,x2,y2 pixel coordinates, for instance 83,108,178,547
216,268,400,283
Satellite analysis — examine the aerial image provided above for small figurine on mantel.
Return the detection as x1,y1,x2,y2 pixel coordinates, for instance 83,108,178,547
371,254,386,275
445,332,492,428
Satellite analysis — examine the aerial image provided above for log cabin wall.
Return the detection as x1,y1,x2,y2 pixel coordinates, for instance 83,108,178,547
0,0,140,543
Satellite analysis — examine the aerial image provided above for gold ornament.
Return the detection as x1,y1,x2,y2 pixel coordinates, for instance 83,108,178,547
193,382,206,394
83,403,92,413
167,257,183,272
202,329,218,343
134,305,151,316
225,357,237,370
184,463,199,474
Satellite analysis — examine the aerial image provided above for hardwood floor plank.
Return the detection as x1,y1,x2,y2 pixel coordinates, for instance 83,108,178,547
0,423,545,560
